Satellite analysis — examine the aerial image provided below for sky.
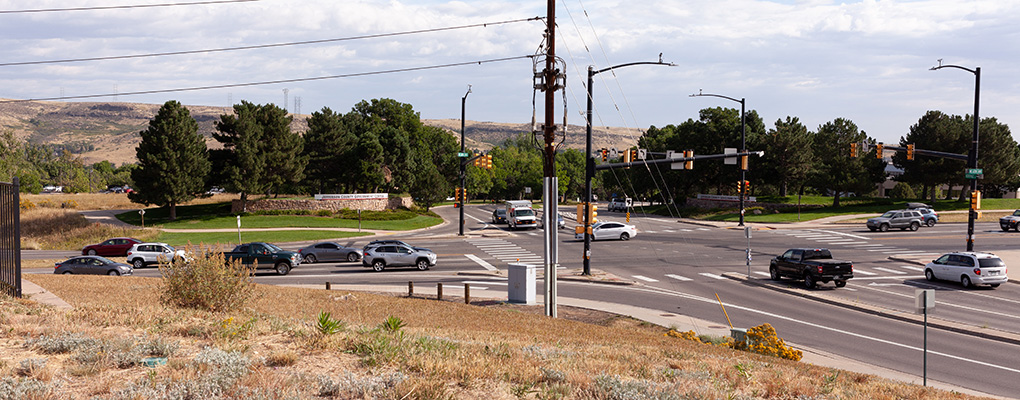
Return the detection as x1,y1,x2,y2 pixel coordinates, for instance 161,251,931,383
1,0,1019,146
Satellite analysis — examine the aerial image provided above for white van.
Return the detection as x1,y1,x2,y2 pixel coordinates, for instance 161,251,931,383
505,200,538,230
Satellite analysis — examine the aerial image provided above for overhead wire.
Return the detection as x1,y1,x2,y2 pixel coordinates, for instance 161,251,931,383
0,55,536,104
0,0,259,14
0,17,543,67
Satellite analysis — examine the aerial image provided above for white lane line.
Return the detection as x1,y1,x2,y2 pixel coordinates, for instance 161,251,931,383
854,269,877,276
699,273,726,280
647,218,671,223
465,213,485,223
873,267,907,275
644,231,658,234
464,254,498,271
891,250,928,254
663,230,677,233
753,271,770,277
901,266,924,272
857,283,1020,321
442,285,487,290
462,280,507,286
665,274,692,281
852,275,923,280
632,275,659,282
867,248,899,252
850,244,887,247
696,228,710,231
812,230,870,240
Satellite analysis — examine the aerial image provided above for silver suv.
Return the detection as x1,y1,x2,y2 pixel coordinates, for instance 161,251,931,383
126,242,187,268
362,244,437,272
866,210,923,232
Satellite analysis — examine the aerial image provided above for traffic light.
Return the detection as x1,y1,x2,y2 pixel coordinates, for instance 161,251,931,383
684,150,693,170
850,142,858,158
623,147,632,169
970,190,981,211
600,148,608,162
485,154,493,169
576,203,585,224
740,155,748,171
744,180,751,193
472,153,480,167
588,204,598,224
736,180,743,193
876,143,884,159
907,144,915,160
630,149,638,162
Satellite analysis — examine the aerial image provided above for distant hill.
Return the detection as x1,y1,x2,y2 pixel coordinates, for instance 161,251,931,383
0,99,641,165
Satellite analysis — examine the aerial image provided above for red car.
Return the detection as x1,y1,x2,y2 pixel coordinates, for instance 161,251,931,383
81,237,142,257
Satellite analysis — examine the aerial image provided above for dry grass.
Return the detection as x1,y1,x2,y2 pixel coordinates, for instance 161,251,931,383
21,192,239,211
0,274,994,400
18,208,158,250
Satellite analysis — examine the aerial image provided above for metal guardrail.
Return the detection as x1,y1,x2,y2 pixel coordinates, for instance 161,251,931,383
0,177,22,298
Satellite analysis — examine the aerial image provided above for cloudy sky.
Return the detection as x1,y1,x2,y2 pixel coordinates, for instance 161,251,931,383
1,0,1018,145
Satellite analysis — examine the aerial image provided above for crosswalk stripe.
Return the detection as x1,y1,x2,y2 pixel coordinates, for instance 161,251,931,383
463,280,507,286
901,266,924,272
753,271,770,276
873,267,907,275
854,269,877,276
665,274,692,281
464,254,498,271
632,275,659,282
699,273,725,280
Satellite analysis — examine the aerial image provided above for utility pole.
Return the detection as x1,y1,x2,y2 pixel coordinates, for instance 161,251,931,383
542,0,559,318
459,85,471,236
930,60,980,251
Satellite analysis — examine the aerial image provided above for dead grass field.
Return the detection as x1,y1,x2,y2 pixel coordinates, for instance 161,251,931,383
0,274,991,399
20,192,239,211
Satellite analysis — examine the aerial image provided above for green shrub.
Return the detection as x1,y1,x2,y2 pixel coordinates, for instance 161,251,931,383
19,199,35,211
158,246,257,312
316,312,345,335
60,199,78,209
888,182,917,199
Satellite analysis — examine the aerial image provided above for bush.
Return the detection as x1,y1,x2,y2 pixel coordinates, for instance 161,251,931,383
159,246,257,312
60,199,78,209
18,199,35,211
888,182,917,199
732,323,802,361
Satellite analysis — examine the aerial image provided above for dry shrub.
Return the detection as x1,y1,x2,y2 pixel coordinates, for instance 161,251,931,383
159,247,257,312
20,192,239,211
264,349,299,367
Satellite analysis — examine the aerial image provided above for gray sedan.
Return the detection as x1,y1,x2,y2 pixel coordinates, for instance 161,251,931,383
297,242,363,263
54,256,133,276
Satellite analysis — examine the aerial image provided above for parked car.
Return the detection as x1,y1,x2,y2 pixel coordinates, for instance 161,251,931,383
297,242,363,263
54,256,133,276
924,252,1008,288
82,237,142,257
126,242,188,268
769,248,854,288
362,244,437,272
491,209,507,224
574,221,637,241
999,210,1020,232
866,210,923,232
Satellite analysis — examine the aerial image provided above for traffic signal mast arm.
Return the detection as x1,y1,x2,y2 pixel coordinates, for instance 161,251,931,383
461,153,484,166
878,145,969,162
594,150,764,170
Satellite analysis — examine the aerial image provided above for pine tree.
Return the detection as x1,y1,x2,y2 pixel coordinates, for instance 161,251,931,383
129,100,210,220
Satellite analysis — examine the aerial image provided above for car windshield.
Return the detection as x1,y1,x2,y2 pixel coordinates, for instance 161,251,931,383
496,210,505,216
1013,210,1020,217
166,245,176,252
94,256,115,264
979,257,1005,268
265,243,283,252
514,209,534,217
880,211,897,218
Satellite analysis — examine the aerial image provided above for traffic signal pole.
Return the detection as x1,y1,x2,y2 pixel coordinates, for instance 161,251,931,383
458,86,471,236
930,61,980,252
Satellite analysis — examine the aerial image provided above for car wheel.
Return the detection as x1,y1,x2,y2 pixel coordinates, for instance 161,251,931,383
879,224,889,232
347,253,359,262
926,219,936,227
925,269,935,281
961,275,972,288
868,227,876,232
132,259,144,269
372,260,385,272
303,254,317,264
1015,224,1019,232
803,273,816,289
909,222,920,231
275,262,291,276
62,271,72,275
835,280,847,288
416,259,430,271
88,249,97,255
990,283,1000,288
107,270,120,276
620,232,630,241
769,266,781,281
1003,226,1011,232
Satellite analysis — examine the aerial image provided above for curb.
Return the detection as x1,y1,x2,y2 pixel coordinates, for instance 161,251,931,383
720,272,1020,346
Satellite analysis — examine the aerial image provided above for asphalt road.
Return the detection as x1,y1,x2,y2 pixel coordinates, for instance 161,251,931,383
20,204,1020,397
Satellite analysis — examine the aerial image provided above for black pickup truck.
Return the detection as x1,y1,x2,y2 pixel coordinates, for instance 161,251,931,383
769,248,853,289
223,242,301,275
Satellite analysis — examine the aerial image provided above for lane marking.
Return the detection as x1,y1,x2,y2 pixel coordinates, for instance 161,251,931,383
699,273,725,280
753,271,770,277
851,244,887,247
462,280,507,286
812,230,870,240
873,267,907,275
633,275,659,282
854,269,877,276
901,266,924,272
464,254,498,271
665,274,692,281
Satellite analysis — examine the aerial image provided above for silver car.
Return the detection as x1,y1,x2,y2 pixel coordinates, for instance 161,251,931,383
362,244,437,272
866,210,923,232
54,256,133,276
297,242,363,263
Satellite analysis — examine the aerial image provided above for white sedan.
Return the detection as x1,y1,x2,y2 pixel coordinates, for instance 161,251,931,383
575,221,637,241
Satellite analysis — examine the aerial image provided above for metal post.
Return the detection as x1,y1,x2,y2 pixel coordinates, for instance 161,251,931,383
923,291,928,386
967,68,980,252
459,86,471,236
464,283,470,304
543,0,557,318
437,283,443,301
739,98,746,227
583,66,594,276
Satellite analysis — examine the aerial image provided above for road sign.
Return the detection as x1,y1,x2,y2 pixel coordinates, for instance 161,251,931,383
965,168,983,179
667,150,682,170
458,152,469,157
724,148,737,165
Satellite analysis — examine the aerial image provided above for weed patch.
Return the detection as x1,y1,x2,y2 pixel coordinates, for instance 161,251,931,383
158,247,257,312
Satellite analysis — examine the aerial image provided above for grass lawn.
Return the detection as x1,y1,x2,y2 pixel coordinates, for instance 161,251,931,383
155,230,372,247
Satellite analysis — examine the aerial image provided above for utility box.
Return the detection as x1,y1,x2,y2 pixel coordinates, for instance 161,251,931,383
730,328,747,345
508,263,537,305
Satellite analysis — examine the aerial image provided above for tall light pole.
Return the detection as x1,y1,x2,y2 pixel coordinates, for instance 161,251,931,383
582,57,673,276
691,90,747,226
931,60,980,251
458,85,472,236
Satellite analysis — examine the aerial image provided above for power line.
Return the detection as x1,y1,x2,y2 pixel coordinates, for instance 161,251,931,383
0,17,542,67
0,55,536,104
0,0,258,14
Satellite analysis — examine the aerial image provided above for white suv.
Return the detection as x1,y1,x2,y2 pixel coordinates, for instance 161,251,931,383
126,243,187,269
924,252,1009,288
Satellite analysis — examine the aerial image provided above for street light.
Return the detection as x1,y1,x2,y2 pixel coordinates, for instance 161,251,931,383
583,56,673,276
930,60,980,251
459,85,471,236
691,90,747,226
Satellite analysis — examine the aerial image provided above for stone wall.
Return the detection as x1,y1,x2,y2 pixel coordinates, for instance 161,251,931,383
231,196,413,214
